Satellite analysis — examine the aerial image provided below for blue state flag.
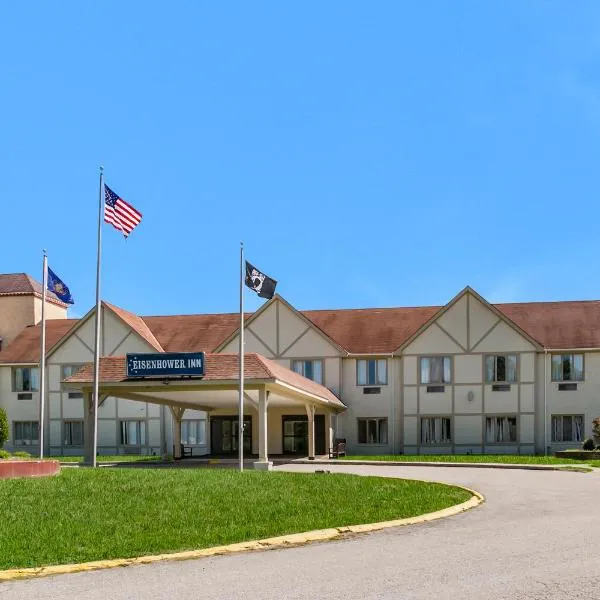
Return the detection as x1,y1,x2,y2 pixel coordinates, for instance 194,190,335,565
47,267,74,304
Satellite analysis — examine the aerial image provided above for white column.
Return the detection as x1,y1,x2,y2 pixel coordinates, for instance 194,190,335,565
170,406,185,459
326,411,334,456
305,404,315,460
83,391,94,465
254,387,272,470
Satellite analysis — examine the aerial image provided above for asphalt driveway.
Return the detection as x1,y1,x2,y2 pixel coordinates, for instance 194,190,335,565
1,464,598,600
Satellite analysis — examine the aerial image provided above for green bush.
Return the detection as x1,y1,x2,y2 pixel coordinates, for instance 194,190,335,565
0,449,10,459
0,407,8,448
583,438,595,451
12,451,31,459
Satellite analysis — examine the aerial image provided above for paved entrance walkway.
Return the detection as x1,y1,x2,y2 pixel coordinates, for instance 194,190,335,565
1,464,599,599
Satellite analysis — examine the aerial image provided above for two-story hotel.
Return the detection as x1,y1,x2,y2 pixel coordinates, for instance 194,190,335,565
1,272,598,459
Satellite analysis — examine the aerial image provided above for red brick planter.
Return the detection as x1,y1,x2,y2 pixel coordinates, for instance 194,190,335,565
0,460,60,480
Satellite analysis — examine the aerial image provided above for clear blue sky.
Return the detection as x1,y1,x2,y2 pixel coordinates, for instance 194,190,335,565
2,1,599,318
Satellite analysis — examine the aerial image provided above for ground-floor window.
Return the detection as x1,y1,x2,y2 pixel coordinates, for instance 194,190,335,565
120,420,146,446
181,419,206,445
485,416,517,443
63,420,84,446
357,418,388,444
420,417,451,445
13,421,39,446
551,415,584,442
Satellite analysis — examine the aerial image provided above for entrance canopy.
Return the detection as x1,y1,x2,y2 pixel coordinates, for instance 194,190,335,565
62,352,346,467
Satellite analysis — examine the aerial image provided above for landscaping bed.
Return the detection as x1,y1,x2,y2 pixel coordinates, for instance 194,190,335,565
0,468,471,570
554,451,600,461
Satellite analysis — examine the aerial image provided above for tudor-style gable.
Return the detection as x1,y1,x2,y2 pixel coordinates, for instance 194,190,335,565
216,295,344,359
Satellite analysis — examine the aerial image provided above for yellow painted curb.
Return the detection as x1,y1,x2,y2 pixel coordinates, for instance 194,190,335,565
0,485,484,583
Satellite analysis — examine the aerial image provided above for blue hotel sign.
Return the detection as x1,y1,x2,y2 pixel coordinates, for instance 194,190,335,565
126,352,205,378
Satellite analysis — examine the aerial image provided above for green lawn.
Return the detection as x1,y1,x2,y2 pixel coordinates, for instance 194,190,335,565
54,455,162,463
0,468,471,570
339,454,599,466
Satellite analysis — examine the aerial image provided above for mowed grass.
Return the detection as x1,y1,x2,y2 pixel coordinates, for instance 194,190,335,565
340,454,598,465
0,468,470,570
54,455,162,463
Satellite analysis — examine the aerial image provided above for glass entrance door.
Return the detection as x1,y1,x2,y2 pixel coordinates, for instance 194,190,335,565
211,417,252,455
282,416,308,455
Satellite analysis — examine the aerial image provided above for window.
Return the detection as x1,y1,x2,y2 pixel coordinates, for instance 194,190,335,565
63,420,84,446
180,420,207,445
356,359,387,386
61,365,83,379
119,420,146,446
551,354,584,382
420,417,452,444
485,355,517,383
420,357,451,384
485,416,517,443
292,360,323,384
357,418,388,444
13,421,39,446
551,415,584,442
12,367,39,392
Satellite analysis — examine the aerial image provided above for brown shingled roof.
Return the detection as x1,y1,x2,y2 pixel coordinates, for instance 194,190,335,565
65,353,344,407
5,295,600,364
0,273,68,308
0,319,78,363
104,302,164,352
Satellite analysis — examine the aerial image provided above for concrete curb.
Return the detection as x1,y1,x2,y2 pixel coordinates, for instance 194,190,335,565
295,459,588,471
0,485,484,582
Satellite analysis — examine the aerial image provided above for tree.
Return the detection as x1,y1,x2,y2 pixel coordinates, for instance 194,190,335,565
0,407,8,448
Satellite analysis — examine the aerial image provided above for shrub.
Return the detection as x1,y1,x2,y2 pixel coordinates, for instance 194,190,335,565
12,451,31,459
0,449,10,459
0,407,8,448
582,438,595,451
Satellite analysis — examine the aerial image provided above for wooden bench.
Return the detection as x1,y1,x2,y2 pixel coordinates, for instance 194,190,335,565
180,444,194,458
329,438,346,459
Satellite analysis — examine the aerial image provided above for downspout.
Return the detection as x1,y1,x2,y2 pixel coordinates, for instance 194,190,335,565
390,353,395,454
544,349,548,456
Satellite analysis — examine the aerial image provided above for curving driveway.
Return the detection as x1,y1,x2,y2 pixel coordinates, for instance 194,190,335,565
1,464,599,600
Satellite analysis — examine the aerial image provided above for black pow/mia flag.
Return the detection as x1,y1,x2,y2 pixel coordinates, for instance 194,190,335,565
245,261,277,299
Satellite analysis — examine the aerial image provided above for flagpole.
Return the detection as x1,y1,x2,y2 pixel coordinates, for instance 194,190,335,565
38,250,48,460
239,241,244,472
91,166,104,468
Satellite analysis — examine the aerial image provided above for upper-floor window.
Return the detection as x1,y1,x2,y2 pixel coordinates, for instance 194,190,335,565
61,365,83,379
12,367,39,392
292,359,323,384
485,355,517,383
420,357,451,384
551,354,584,382
356,359,387,386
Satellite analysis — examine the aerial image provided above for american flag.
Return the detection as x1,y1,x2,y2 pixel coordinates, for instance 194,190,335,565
104,185,142,238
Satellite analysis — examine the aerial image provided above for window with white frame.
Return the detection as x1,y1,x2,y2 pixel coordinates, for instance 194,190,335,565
485,416,517,443
485,355,517,383
356,359,387,386
420,417,452,444
119,420,146,446
63,420,84,446
292,360,323,384
551,354,583,382
180,420,207,445
13,421,39,445
12,367,39,392
551,415,584,442
61,365,83,379
420,357,451,384
357,418,388,444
